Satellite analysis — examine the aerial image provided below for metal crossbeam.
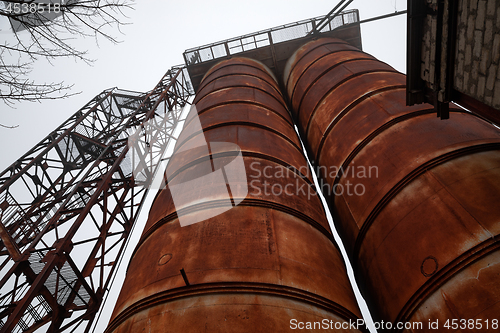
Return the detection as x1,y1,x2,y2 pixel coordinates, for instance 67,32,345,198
0,66,194,333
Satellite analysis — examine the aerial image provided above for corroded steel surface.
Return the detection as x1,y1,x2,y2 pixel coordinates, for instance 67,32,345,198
107,57,364,332
284,38,500,331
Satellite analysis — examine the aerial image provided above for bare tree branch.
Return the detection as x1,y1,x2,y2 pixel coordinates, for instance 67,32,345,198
0,0,135,108
0,122,19,128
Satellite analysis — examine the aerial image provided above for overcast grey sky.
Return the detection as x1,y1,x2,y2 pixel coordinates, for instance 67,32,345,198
1,1,407,331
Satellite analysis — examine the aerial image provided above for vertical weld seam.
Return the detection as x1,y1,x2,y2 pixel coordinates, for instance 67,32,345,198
220,162,235,207
441,291,462,319
207,141,215,172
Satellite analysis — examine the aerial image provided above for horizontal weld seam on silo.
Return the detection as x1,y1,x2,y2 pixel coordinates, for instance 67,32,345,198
330,108,437,186
291,56,379,111
195,75,284,104
311,84,407,163
303,72,404,139
172,200,334,240
183,101,294,129
180,107,292,140
350,142,500,270
174,123,302,157
195,64,281,101
328,107,471,179
197,73,283,100
289,52,374,102
203,122,302,151
165,154,212,183
294,62,396,122
194,85,289,112
105,282,363,333
165,151,318,191
292,57,389,110
135,197,337,254
170,197,330,235
321,106,464,176
394,239,500,325
198,63,278,92
172,124,301,169
353,144,500,265
242,151,318,186
284,41,352,90
201,61,278,89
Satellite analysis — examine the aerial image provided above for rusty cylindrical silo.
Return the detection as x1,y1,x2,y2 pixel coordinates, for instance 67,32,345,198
106,57,366,332
284,37,500,331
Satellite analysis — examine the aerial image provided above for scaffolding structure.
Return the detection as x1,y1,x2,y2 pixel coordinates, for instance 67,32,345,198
0,66,193,332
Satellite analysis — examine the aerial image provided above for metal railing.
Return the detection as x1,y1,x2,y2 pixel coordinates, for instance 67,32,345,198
183,9,359,66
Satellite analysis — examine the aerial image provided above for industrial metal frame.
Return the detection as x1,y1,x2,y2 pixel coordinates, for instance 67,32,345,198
0,66,193,333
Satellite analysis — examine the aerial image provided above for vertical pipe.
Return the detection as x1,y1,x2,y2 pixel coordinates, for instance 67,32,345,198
106,57,365,332
284,37,500,331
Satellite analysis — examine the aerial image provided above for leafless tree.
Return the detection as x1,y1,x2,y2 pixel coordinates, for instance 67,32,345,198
0,0,134,110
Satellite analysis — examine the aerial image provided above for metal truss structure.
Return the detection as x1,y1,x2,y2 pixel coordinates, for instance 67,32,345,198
0,66,194,333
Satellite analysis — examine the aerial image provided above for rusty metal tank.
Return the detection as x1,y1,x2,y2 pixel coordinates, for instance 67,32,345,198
106,57,365,332
284,37,500,331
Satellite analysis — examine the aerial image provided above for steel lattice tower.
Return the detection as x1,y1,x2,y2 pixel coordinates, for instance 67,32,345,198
0,66,194,332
